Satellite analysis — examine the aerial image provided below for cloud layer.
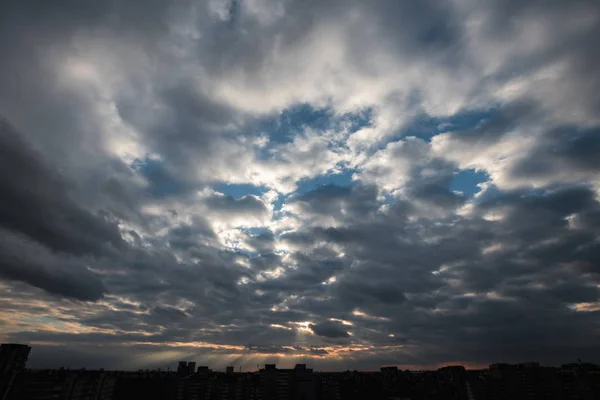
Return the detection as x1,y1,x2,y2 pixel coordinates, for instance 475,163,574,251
0,0,599,371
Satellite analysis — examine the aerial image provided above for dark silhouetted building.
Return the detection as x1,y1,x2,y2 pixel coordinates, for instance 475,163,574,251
4,344,600,400
0,343,31,400
8,369,116,400
178,362,197,378
197,366,210,374
69,371,116,400
8,369,74,400
113,370,177,400
257,364,317,400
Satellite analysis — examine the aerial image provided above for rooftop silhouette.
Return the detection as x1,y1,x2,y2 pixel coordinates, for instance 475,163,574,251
1,344,599,400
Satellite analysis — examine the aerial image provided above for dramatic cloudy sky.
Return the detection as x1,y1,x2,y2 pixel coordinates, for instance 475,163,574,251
1,0,600,371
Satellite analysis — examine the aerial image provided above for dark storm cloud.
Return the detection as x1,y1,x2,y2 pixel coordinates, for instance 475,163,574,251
0,229,107,301
0,118,124,256
409,180,466,209
205,193,268,215
289,184,379,220
510,126,600,181
0,0,238,191
132,157,191,199
245,231,276,254
0,0,187,47
490,184,596,216
279,231,316,247
0,0,177,158
197,0,463,80
117,82,242,183
309,322,350,338
337,279,407,307
437,101,537,146
167,218,216,251
101,179,600,366
433,188,600,309
157,83,238,128
0,118,125,300
151,306,189,321
432,102,599,192
291,254,346,286
273,179,600,362
404,158,467,210
479,0,600,117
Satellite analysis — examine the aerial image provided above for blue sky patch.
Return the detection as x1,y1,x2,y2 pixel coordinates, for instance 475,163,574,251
213,183,268,199
449,169,489,197
254,104,373,153
392,107,498,143
240,227,272,237
255,104,333,145
340,107,373,133
272,193,286,212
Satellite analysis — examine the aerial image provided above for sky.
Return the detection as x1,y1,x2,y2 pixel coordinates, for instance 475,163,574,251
0,0,599,372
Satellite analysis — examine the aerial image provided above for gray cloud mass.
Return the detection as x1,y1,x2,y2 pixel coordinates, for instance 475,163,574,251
0,0,599,371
